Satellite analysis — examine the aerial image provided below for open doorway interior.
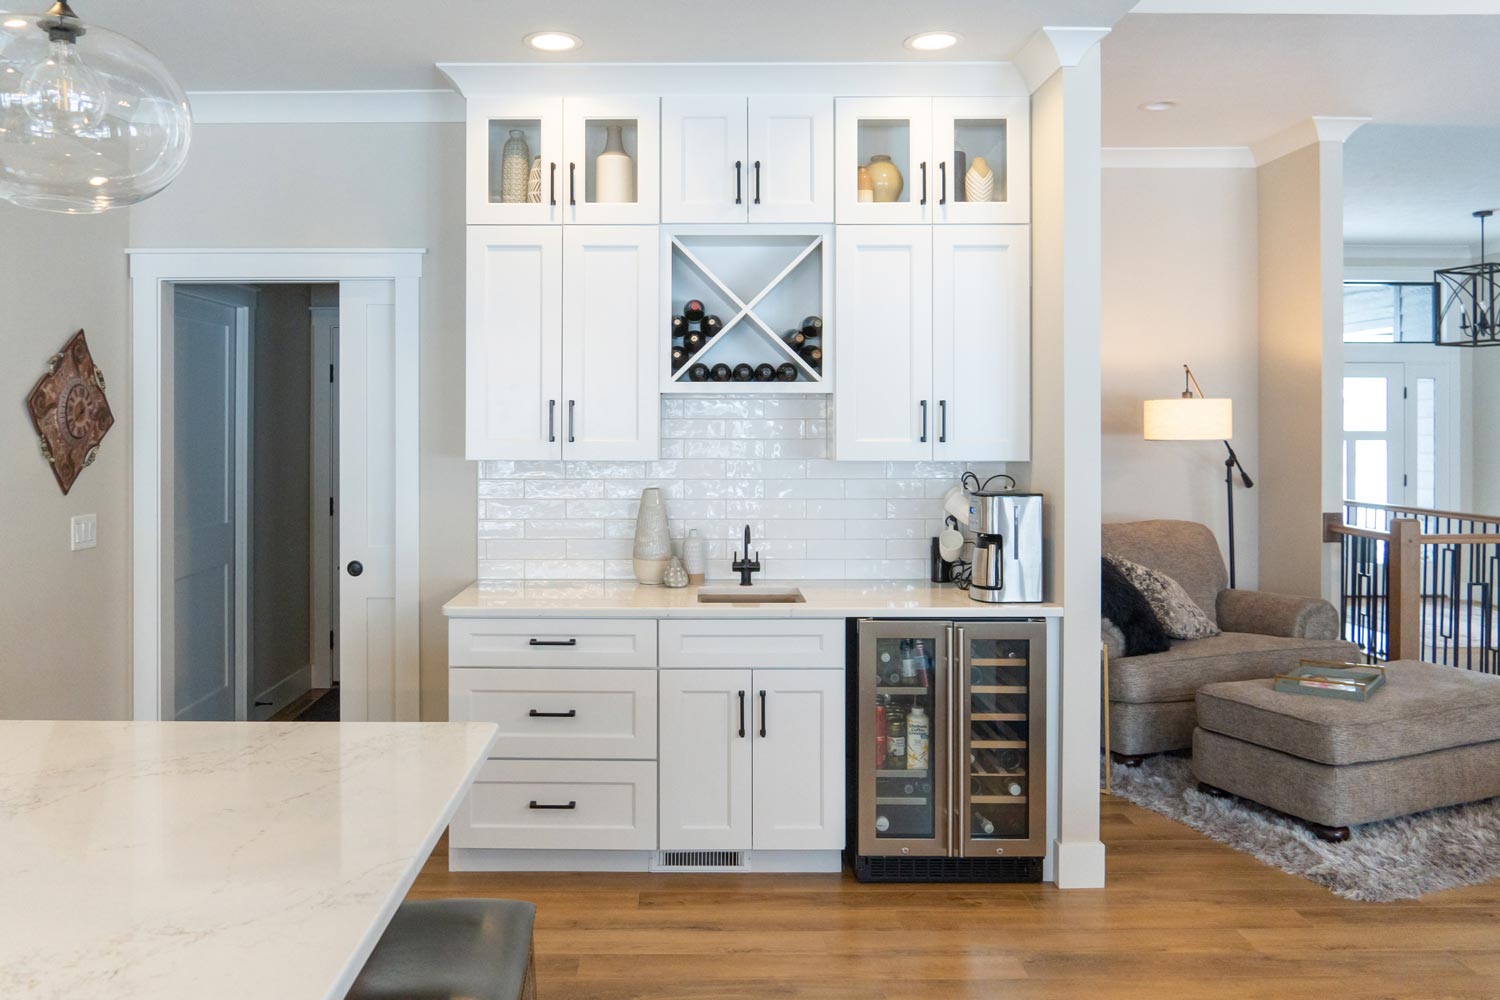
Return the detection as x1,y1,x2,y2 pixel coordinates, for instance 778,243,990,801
169,282,340,721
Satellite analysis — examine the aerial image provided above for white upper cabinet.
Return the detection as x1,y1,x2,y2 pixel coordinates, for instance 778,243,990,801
748,96,833,223
662,96,833,225
836,97,1029,225
466,226,563,459
932,226,1031,461
466,98,564,226
833,225,934,461
561,226,660,461
562,96,661,225
931,97,1030,225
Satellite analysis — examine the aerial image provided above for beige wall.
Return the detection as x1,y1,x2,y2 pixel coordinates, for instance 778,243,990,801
130,122,473,720
0,203,132,719
1102,167,1260,588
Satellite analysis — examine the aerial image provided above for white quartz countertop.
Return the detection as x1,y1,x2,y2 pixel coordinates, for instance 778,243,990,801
443,580,1063,619
0,720,498,1000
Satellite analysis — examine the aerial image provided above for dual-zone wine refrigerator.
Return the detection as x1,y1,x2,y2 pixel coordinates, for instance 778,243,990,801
849,619,1047,883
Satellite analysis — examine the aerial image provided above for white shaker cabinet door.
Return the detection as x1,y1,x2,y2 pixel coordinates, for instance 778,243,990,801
466,96,564,225
561,226,660,461
932,226,1031,461
659,669,754,850
662,96,748,224
834,97,932,224
751,669,844,851
562,95,661,226
931,96,1030,225
749,95,833,224
465,226,563,460
833,225,934,461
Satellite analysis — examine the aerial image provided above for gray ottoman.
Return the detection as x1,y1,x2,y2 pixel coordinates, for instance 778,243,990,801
1192,660,1500,841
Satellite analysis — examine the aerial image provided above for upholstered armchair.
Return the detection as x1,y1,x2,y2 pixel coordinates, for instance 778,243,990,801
1102,519,1361,762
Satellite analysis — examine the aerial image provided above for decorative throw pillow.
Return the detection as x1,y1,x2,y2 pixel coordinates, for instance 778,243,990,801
1101,557,1172,656
1107,554,1220,640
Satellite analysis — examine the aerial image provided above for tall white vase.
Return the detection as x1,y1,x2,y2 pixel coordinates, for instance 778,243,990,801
964,156,995,203
595,124,635,204
632,487,670,585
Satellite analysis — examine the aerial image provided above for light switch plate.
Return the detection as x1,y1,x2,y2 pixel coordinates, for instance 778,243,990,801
71,514,97,551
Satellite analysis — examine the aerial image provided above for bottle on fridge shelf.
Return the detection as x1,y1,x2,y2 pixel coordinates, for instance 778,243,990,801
912,639,930,686
1007,781,1024,797
874,695,888,769
885,705,906,769
905,705,930,770
875,814,891,833
899,640,920,685
997,749,1023,773
973,811,996,836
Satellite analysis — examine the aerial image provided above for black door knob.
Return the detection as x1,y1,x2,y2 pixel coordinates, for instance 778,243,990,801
347,560,363,577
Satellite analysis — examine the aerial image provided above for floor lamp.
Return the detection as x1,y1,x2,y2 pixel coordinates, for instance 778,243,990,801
1144,365,1255,589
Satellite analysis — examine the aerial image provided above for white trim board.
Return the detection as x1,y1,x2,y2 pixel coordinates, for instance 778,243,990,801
187,90,465,125
1101,146,1255,169
1131,1,1500,12
129,250,424,723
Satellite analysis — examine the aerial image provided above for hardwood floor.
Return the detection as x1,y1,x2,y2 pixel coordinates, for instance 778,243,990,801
409,794,1500,998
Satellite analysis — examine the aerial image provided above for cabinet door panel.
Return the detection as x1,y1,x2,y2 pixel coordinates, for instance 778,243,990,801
662,96,748,224
752,669,844,851
466,97,563,225
749,96,833,223
834,226,933,461
933,226,1030,461
932,97,1030,225
835,97,931,224
659,669,754,850
562,96,661,225
466,226,562,460
562,227,660,461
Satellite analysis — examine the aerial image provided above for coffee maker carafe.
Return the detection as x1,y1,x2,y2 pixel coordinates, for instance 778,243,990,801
968,491,1043,604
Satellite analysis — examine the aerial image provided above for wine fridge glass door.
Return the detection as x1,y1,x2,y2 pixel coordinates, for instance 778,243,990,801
958,621,1048,859
856,621,950,858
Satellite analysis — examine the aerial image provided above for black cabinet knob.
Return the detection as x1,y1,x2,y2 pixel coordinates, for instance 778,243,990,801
347,560,363,577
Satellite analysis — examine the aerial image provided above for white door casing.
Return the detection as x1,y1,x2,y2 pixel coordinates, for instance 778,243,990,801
751,668,844,851
658,668,754,850
749,96,834,224
661,96,748,224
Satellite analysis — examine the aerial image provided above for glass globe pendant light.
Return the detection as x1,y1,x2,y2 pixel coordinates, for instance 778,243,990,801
0,1,191,213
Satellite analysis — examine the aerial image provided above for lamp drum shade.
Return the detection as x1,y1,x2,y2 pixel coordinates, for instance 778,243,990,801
1143,396,1232,441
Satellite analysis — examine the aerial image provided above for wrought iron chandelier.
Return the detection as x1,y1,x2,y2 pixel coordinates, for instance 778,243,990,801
1435,209,1500,348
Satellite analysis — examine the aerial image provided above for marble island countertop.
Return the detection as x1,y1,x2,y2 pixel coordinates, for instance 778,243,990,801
444,579,1063,618
0,720,497,1000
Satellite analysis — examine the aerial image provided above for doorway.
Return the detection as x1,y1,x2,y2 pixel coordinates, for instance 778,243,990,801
1342,349,1460,511
130,250,424,723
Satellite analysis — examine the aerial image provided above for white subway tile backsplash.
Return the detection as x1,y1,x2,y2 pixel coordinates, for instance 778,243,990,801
474,395,1011,583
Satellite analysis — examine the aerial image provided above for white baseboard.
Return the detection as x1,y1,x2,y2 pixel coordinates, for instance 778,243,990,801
1053,838,1107,888
449,848,843,873
252,665,312,720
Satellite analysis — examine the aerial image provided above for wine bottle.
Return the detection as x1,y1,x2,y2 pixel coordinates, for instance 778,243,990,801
801,315,823,337
732,363,754,382
685,331,705,352
997,749,1023,772
711,363,732,382
802,346,823,366
703,315,722,335
671,346,687,370
671,315,686,336
684,299,706,321
776,362,798,382
1006,781,1024,797
875,814,891,833
754,363,776,382
973,811,996,836
688,363,710,382
786,330,807,349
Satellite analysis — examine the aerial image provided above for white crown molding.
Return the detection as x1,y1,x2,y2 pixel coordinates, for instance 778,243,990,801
1015,26,1111,92
439,61,1027,98
187,90,465,124
1101,146,1255,169
1131,1,1500,12
1251,115,1372,165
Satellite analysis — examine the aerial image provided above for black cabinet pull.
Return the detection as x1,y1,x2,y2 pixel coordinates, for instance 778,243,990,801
549,162,557,206
569,162,576,206
737,690,746,738
735,160,742,205
548,400,556,443
529,638,578,647
567,400,575,443
753,160,761,204
529,709,577,718
939,162,947,206
920,161,928,206
346,560,363,577
758,690,767,738
939,400,947,443
919,400,928,443
528,800,577,810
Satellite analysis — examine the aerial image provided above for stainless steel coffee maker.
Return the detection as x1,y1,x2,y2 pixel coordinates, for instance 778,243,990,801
967,490,1044,604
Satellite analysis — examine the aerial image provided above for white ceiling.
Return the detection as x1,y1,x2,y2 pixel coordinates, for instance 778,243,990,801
1344,125,1500,248
1102,14,1500,148
68,0,1135,91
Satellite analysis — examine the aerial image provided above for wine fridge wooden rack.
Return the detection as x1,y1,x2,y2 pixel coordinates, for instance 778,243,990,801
661,225,832,394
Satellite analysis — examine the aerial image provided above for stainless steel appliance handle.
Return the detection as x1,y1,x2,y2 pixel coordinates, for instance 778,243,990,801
946,624,955,857
953,624,965,856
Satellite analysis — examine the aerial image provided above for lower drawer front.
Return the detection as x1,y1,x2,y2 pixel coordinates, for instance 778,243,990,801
450,668,657,760
450,759,657,851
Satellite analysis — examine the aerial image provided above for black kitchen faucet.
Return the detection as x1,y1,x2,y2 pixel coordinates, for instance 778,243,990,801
731,524,761,586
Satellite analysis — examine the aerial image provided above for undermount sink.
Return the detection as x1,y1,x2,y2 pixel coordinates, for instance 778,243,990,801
696,586,806,604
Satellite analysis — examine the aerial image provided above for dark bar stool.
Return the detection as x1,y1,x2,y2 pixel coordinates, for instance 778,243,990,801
348,899,537,1000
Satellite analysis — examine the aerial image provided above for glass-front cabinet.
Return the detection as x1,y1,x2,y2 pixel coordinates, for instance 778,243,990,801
835,98,933,225
466,96,660,226
856,619,1047,863
931,97,1030,225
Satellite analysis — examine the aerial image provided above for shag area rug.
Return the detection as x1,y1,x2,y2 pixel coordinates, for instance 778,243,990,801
1110,754,1500,902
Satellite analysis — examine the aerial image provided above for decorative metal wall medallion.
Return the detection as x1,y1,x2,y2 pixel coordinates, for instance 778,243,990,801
26,329,115,495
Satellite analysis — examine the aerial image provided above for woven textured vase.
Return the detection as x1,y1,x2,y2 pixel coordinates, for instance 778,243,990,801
500,129,531,204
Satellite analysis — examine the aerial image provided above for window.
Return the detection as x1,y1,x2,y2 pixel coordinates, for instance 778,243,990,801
1343,282,1436,343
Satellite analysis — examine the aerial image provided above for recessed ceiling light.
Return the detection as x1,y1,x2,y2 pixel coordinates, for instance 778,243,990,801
904,31,961,52
4,18,26,28
88,176,108,186
524,31,581,53
1140,100,1178,112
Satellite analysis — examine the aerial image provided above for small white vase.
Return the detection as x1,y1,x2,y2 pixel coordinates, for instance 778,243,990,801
526,156,542,204
965,156,995,203
595,124,635,204
632,487,670,585
683,528,706,584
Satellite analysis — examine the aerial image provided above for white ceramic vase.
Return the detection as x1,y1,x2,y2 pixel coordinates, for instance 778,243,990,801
526,156,542,204
683,527,706,583
500,129,531,204
964,156,995,203
632,487,670,585
595,124,635,204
